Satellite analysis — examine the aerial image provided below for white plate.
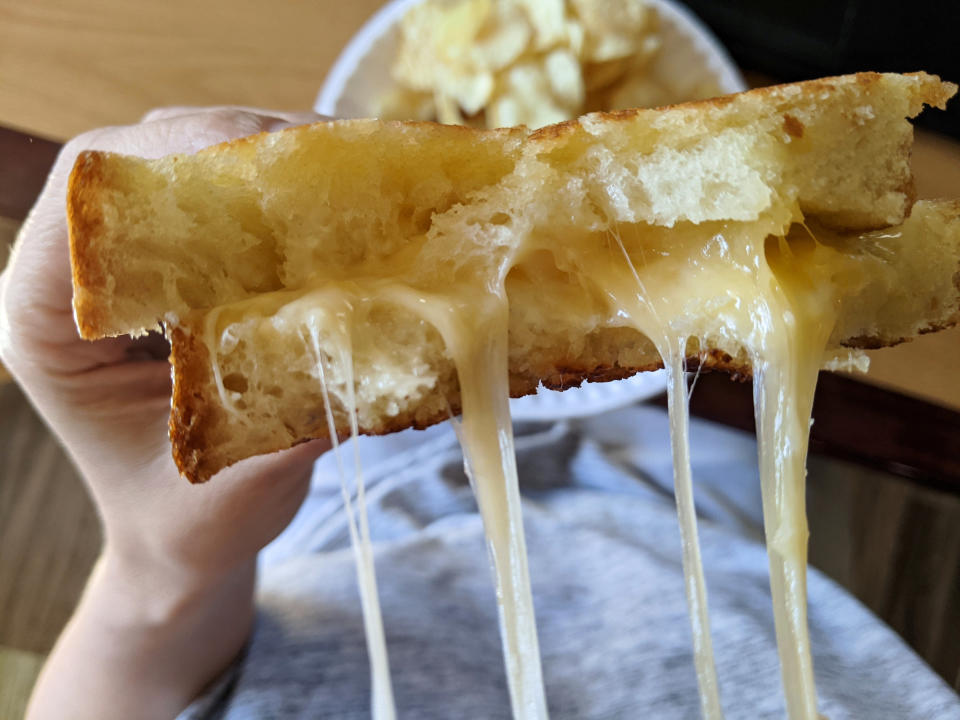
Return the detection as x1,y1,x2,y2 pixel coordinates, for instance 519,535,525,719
316,0,745,420
509,371,667,421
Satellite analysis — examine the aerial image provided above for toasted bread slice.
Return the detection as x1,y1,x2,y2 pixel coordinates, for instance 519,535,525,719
68,72,960,482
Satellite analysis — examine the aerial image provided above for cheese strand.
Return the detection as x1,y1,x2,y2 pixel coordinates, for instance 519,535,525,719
751,231,839,720
381,284,550,720
663,343,726,720
303,310,398,720
204,211,869,720
605,227,726,718
753,357,820,720
453,317,549,720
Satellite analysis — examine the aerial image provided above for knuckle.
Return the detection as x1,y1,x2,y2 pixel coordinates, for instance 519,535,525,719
61,128,110,160
141,107,174,123
202,108,270,136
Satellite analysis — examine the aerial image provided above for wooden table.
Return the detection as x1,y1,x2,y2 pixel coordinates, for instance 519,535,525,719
1,1,959,716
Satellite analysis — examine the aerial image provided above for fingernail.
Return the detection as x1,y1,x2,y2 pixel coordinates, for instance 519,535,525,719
266,113,331,132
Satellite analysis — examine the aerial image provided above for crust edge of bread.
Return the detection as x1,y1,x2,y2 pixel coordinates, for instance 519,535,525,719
68,150,112,340
528,71,956,141
169,308,960,484
167,325,746,483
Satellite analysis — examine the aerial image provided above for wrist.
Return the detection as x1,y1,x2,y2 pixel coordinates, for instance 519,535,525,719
28,551,256,720
93,547,256,633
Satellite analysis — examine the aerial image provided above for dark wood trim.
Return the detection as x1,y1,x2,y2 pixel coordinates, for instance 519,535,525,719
0,127,62,222
651,372,960,496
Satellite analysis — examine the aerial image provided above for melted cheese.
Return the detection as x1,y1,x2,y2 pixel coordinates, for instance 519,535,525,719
607,233,725,718
203,213,883,720
301,298,398,720
751,231,842,720
664,345,725,720
380,284,550,719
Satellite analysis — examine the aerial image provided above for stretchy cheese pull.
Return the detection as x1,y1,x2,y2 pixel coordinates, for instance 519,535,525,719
751,230,842,720
663,344,725,720
197,214,933,720
381,284,550,720
301,296,398,720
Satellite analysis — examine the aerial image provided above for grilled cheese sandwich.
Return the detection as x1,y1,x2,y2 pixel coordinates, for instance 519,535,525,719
67,72,960,720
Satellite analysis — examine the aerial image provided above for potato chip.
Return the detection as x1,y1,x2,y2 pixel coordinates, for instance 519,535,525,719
607,75,673,111
504,60,577,127
488,94,521,127
446,70,496,115
562,18,585,57
582,56,631,92
587,33,639,63
572,0,656,62
515,0,566,50
469,4,531,72
394,0,492,88
545,49,584,107
382,0,682,129
377,88,436,121
571,0,653,39
434,92,464,124
435,0,494,50
504,61,547,100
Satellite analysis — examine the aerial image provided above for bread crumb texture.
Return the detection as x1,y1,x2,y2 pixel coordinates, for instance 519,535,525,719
67,73,959,480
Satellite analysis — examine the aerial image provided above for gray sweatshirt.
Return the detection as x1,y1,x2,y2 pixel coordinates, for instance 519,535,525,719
179,404,960,719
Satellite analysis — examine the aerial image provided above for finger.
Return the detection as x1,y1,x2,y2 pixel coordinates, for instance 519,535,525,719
208,439,331,552
2,109,312,376
142,105,329,127
229,438,331,490
217,438,330,514
71,108,308,160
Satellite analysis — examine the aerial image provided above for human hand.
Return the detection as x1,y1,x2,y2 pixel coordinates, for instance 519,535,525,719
0,107,331,720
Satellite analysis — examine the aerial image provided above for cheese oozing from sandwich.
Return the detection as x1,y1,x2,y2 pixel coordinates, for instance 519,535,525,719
185,201,957,720
67,73,960,720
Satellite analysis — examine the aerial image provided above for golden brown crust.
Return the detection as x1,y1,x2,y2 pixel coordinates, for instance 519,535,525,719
171,323,953,484
526,71,956,142
170,338,756,483
169,326,226,483
67,151,110,339
189,117,528,162
843,319,960,349
168,284,960,483
66,72,960,482
782,114,805,139
66,73,945,176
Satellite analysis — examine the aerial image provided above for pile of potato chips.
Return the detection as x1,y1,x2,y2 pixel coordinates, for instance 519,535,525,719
378,0,720,128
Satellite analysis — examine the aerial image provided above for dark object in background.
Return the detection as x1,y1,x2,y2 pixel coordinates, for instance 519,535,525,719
0,127,60,222
682,0,960,139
